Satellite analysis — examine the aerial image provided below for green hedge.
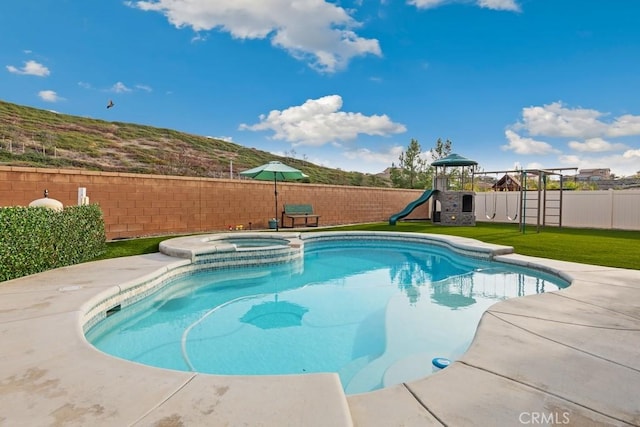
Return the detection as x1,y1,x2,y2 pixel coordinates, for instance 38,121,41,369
0,204,106,282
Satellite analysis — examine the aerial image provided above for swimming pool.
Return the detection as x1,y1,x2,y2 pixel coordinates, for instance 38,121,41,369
86,233,568,394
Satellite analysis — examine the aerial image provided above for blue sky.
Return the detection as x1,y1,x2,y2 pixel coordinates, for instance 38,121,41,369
2,1,640,177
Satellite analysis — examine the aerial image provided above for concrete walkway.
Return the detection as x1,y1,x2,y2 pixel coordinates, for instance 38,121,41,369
1,240,639,426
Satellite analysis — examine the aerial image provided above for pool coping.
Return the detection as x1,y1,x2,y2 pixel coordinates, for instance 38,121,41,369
1,231,639,426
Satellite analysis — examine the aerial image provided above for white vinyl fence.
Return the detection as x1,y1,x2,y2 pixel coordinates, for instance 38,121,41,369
474,189,640,231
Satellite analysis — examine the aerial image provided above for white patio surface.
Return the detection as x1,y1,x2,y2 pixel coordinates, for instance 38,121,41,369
1,234,639,426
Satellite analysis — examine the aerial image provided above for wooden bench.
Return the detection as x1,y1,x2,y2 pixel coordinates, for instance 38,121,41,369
281,204,320,228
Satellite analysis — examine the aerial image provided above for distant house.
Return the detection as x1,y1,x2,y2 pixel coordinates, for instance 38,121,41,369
575,168,612,181
491,174,521,191
474,175,495,192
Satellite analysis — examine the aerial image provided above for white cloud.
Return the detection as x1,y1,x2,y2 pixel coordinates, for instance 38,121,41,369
38,90,63,102
285,145,404,174
6,60,50,77
343,145,404,166
520,161,546,171
568,137,628,153
623,149,640,161
409,0,520,11
129,0,381,73
111,82,132,93
608,114,640,137
504,102,640,176
135,84,153,92
512,101,640,140
80,80,149,93
558,154,581,166
477,0,520,11
191,33,208,43
501,129,560,155
514,102,608,138
407,0,448,9
239,95,406,146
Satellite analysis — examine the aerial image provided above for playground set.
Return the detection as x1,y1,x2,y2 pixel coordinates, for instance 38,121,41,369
388,153,577,233
476,167,578,232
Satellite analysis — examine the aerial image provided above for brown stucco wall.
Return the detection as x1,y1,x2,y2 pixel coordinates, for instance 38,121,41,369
0,166,430,240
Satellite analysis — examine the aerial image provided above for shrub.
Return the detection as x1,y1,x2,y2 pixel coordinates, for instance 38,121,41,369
0,204,106,282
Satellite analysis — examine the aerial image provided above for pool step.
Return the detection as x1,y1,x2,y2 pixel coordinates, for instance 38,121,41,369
339,355,372,391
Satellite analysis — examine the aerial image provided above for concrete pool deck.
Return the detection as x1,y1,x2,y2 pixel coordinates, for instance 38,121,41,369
1,233,639,426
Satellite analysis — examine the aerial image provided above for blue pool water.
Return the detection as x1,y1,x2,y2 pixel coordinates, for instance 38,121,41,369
86,239,568,394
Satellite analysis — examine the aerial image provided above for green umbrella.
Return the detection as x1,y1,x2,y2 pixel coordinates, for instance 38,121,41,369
239,161,308,231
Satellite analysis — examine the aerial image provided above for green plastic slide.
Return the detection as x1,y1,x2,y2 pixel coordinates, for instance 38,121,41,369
389,190,437,225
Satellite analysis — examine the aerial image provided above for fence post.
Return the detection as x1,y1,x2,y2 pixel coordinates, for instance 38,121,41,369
609,189,614,229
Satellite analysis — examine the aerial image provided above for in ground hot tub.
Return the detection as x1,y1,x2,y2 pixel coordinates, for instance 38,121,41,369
158,232,304,266
218,236,290,248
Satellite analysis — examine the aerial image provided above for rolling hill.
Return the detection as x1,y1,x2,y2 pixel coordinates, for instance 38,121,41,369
0,100,391,187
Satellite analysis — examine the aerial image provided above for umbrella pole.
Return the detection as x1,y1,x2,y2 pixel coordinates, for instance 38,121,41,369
274,176,279,231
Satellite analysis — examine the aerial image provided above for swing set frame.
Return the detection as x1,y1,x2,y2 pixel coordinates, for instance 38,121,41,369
473,167,577,233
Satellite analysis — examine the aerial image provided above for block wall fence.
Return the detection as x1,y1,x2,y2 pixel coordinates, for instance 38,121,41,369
0,166,429,240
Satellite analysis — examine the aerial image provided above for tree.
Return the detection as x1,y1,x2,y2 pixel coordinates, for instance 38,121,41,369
429,138,452,162
390,139,429,188
430,138,462,188
390,138,458,189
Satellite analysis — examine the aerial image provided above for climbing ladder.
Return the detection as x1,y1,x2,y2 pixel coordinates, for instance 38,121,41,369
543,189,562,227
518,170,570,233
518,175,534,233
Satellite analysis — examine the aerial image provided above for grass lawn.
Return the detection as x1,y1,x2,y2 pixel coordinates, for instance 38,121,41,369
321,222,640,270
95,236,173,260
97,222,640,270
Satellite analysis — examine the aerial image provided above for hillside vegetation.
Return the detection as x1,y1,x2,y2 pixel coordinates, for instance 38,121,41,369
0,100,390,187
